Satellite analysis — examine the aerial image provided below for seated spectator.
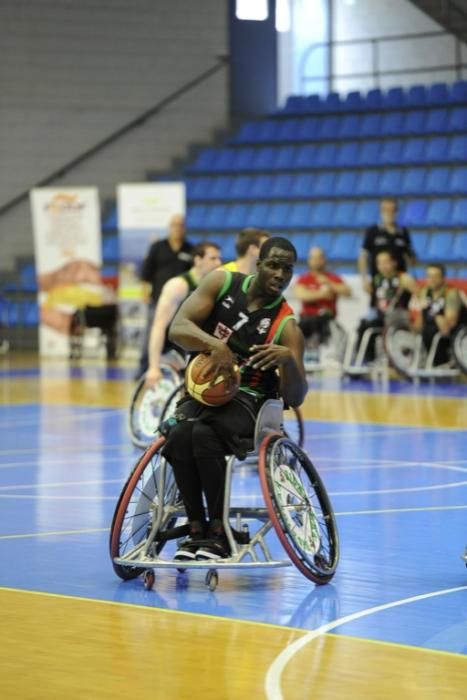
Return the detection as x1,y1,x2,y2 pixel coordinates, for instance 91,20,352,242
223,228,269,274
357,249,417,362
358,198,415,298
294,247,350,358
413,263,463,366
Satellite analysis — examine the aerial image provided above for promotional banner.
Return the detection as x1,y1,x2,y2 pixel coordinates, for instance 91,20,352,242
117,182,186,356
30,188,102,356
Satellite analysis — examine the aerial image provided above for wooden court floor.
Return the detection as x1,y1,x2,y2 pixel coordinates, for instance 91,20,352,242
0,353,466,699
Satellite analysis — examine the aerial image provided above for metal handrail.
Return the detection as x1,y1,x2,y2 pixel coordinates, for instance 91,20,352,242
0,56,229,218
300,30,466,93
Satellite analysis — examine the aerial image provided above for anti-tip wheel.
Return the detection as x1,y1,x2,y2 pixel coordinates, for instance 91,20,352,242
143,569,155,590
205,569,218,592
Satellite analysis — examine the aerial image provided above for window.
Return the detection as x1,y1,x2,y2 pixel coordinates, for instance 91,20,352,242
236,0,268,21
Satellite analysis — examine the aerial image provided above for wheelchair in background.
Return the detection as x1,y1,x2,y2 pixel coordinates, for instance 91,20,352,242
111,399,339,591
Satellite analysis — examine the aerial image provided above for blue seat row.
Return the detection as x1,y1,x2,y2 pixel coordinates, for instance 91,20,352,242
186,199,467,231
0,300,39,326
279,81,467,116
186,166,467,201
232,108,467,145
188,136,467,173
102,235,120,262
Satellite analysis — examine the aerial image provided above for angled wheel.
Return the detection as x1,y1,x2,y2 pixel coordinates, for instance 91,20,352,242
258,433,339,584
453,326,467,375
109,436,179,580
128,364,181,448
159,382,186,425
282,406,305,449
384,325,419,379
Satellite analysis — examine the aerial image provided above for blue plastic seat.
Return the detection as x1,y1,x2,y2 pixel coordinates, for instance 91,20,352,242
425,137,450,163
19,264,37,293
309,202,334,228
357,141,382,166
313,173,336,197
102,236,119,263
290,233,313,259
426,232,456,262
231,148,256,171
385,87,405,108
380,139,404,165
293,145,317,169
365,89,383,109
232,122,262,144
291,173,315,197
186,204,209,229
452,199,467,226
357,170,382,196
450,167,467,194
355,200,380,228
410,232,430,260
338,115,361,139
448,107,467,132
333,202,357,227
316,116,341,140
249,174,275,199
187,177,212,200
315,143,339,168
406,85,426,107
425,168,451,195
311,232,333,253
378,169,403,196
297,117,320,141
215,149,239,171
102,207,117,232
399,200,428,227
329,233,358,261
250,147,276,171
400,168,426,195
218,234,237,262
289,203,313,228
336,142,359,167
204,204,230,229
223,204,250,229
246,203,270,227
359,113,383,137
425,199,453,227
270,174,295,198
304,94,322,113
274,146,297,170
427,83,449,105
425,109,449,133
283,95,306,115
401,138,426,164
322,92,342,112
229,175,254,199
205,176,232,200
189,149,218,172
381,112,404,136
402,111,427,135
261,120,280,141
275,119,301,142
449,80,467,104
335,171,359,197
264,203,291,229
449,135,467,162
453,233,467,262
343,91,364,111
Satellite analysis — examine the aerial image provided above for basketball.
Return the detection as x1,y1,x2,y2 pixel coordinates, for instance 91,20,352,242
185,353,240,406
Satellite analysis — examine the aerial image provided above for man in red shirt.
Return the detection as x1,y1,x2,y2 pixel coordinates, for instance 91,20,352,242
294,247,350,352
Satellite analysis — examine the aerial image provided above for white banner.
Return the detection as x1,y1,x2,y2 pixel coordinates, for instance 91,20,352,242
117,182,186,356
30,187,102,356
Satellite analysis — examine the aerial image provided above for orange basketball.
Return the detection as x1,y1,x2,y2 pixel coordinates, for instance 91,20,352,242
185,353,240,406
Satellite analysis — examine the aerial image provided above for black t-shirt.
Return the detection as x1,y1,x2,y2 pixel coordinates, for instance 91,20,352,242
363,225,414,275
141,238,193,302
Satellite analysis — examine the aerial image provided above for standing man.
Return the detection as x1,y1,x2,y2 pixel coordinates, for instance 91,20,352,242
223,228,269,274
136,214,193,378
358,198,415,296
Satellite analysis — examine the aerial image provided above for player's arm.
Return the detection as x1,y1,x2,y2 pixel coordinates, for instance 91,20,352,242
249,319,307,408
436,291,460,335
326,278,351,298
294,284,332,302
146,277,189,384
169,270,237,380
358,248,372,295
400,272,418,297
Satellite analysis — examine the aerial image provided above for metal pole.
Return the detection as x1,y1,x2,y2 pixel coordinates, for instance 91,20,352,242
371,39,379,88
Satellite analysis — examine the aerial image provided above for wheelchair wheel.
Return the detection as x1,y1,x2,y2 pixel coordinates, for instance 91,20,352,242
282,407,305,448
128,364,180,449
384,325,418,378
453,326,467,374
159,382,186,425
109,436,179,580
258,433,339,584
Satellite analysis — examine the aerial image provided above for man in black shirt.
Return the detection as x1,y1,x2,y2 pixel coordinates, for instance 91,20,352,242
136,214,193,377
358,198,415,297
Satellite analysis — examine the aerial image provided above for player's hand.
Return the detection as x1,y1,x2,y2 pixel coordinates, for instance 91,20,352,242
204,342,237,389
145,367,162,387
319,285,335,300
249,344,292,371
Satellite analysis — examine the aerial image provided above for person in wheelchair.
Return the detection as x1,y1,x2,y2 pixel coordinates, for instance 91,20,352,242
413,263,463,366
294,247,350,362
162,237,307,561
145,241,222,386
356,249,417,362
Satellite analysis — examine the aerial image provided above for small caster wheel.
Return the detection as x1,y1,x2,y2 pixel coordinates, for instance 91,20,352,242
205,569,218,592
143,570,155,590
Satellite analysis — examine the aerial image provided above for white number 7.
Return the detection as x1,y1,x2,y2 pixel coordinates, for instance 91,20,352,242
232,312,249,331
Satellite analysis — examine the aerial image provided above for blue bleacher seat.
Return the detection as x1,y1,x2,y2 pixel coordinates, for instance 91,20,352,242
402,110,427,135
102,207,117,232
293,144,317,169
219,175,242,199
425,108,449,133
232,147,257,171
250,147,276,171
270,173,295,198
290,233,313,259
365,88,383,109
385,87,405,108
424,136,450,163
381,111,404,136
264,203,291,229
328,233,358,261
322,92,341,112
313,172,336,197
224,203,251,229
449,135,467,162
380,139,404,164
359,113,383,137
186,204,208,229
297,117,320,140
354,200,380,228
358,141,382,166
19,264,37,293
343,91,364,111
450,167,467,194
315,143,339,168
399,200,428,227
448,107,467,132
309,202,334,228
316,116,340,140
357,170,382,196
338,115,361,139
291,173,315,198
410,232,430,260
216,148,239,171
274,146,297,169
336,142,359,167
248,175,273,199
276,119,301,142
203,204,230,229
402,138,425,164
102,235,119,262
289,202,313,228
189,148,217,172
425,199,453,227
406,85,426,107
425,167,451,195
453,233,467,262
378,168,403,196
427,83,449,105
333,202,357,227
246,203,270,227
400,167,426,195
452,199,467,226
312,232,333,252
232,122,261,144
23,301,39,326
218,234,237,262
283,95,305,115
426,232,456,262
449,80,467,103
335,171,359,197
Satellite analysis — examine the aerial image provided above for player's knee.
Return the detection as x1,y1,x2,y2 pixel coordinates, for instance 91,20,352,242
192,421,224,458
162,420,194,460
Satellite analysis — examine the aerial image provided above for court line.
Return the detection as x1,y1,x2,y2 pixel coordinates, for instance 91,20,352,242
329,480,467,496
0,455,134,470
310,426,464,440
0,442,132,457
0,527,108,540
265,585,467,700
0,408,122,429
0,478,123,491
0,494,116,501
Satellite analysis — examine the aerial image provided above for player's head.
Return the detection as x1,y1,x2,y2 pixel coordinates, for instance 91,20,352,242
380,198,398,227
426,263,446,290
308,247,326,272
192,241,222,277
376,249,397,276
256,237,297,296
235,228,270,260
168,214,186,243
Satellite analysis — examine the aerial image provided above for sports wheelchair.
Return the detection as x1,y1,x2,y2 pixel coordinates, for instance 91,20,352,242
303,319,348,374
110,399,339,591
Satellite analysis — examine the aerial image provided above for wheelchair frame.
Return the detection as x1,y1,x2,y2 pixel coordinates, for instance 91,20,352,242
385,327,461,380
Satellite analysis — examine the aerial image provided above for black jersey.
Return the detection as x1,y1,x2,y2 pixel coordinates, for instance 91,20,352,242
363,225,414,275
373,273,410,315
202,271,295,398
421,286,461,328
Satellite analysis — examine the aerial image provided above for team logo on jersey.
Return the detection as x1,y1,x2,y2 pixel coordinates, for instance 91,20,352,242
256,318,271,334
213,322,233,342
221,295,234,309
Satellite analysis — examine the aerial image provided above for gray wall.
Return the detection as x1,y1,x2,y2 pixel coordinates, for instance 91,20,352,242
0,0,228,269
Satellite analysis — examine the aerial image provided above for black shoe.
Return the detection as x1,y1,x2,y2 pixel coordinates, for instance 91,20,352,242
196,521,231,561
174,522,206,561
